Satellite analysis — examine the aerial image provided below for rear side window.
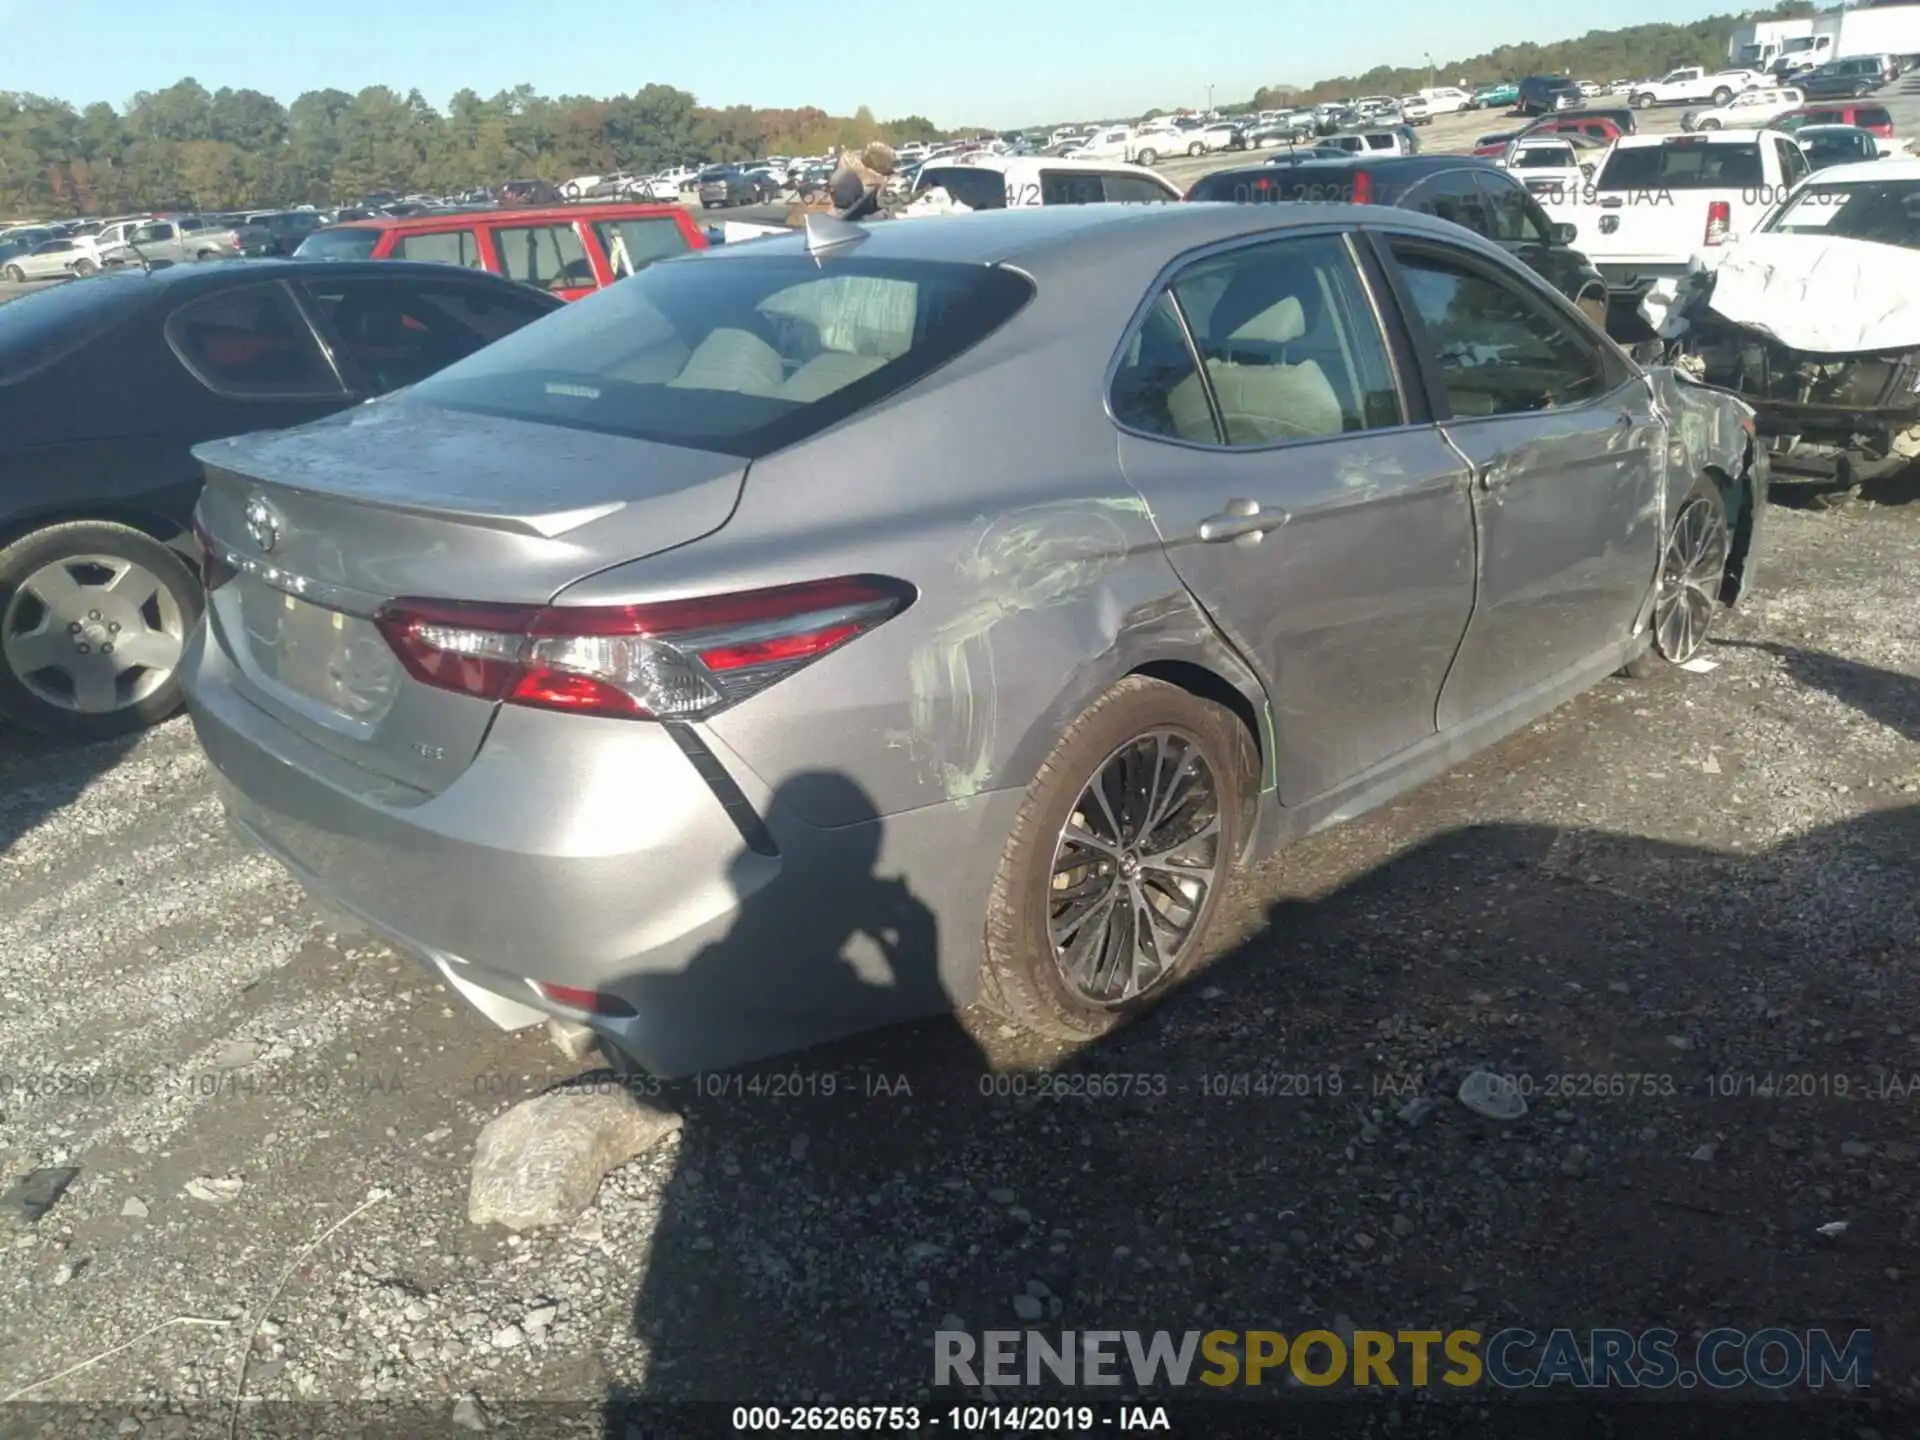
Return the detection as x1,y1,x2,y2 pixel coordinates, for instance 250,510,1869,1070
1410,171,1492,237
493,223,594,291
294,227,382,261
590,218,690,277
1597,142,1763,191
1109,292,1211,442
164,283,341,398
300,277,555,392
406,255,1035,458
913,167,1008,210
393,228,484,269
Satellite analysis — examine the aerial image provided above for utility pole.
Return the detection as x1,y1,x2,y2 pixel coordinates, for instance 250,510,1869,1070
1425,52,1436,88
1207,84,1215,114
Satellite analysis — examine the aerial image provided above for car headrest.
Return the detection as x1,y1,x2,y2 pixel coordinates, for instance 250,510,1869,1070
1226,295,1307,345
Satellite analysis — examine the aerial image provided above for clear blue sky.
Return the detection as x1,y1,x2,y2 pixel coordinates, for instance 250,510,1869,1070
2,0,1730,128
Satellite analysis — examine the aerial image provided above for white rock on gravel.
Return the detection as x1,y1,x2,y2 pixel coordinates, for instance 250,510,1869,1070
468,1089,682,1231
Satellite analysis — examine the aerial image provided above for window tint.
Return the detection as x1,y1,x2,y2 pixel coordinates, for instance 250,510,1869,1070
300,277,553,392
1412,171,1492,236
1159,233,1401,446
1039,171,1107,205
590,217,691,277
1777,137,1811,188
1597,142,1763,191
491,223,594,291
132,222,175,243
393,228,483,269
165,283,341,398
406,256,1034,458
294,227,382,261
1477,172,1552,244
1390,246,1605,418
1857,106,1892,128
1102,174,1173,204
1109,292,1213,442
914,167,1009,209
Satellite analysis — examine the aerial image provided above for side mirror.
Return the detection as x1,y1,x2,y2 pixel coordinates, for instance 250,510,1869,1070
1551,221,1578,244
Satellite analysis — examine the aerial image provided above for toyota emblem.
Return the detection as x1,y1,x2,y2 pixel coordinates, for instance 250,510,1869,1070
244,494,281,554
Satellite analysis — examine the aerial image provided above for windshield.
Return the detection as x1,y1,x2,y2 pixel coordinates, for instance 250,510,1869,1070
1597,142,1763,190
405,253,1035,458
1762,178,1920,247
0,275,153,386
293,226,382,260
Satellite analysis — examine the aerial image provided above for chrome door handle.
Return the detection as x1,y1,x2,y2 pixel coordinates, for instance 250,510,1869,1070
1198,498,1288,544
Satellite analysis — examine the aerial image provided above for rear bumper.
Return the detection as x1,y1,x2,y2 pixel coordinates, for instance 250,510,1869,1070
1598,262,1690,296
182,622,1013,1077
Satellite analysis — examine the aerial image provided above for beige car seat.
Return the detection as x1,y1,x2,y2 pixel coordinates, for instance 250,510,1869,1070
1166,289,1346,444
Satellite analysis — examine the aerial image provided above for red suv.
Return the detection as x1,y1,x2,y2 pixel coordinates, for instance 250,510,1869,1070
294,202,708,301
1775,103,1895,139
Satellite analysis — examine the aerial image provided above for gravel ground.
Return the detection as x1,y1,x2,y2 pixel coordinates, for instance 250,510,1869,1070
0,485,1915,1427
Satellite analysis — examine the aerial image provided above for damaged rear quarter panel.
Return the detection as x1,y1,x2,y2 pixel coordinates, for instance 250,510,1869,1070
1646,364,1763,605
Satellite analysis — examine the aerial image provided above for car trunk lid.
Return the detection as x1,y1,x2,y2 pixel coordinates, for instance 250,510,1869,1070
193,398,745,794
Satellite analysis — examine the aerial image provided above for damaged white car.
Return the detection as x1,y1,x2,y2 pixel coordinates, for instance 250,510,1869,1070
1638,156,1920,490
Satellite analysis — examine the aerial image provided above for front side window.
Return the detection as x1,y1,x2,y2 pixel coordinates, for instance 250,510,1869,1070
165,283,341,398
1039,171,1107,205
1101,174,1174,204
1144,232,1402,447
1776,137,1812,188
491,223,594,291
1389,245,1606,418
393,228,483,269
405,254,1034,458
1412,172,1493,237
589,218,691,277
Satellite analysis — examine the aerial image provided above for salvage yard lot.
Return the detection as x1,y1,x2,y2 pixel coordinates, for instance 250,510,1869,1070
1,482,1916,1416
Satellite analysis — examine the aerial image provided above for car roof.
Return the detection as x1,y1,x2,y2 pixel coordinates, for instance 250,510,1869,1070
922,155,1172,182
1808,156,1920,183
1614,129,1772,147
53,257,555,291
703,200,1487,271
320,201,686,232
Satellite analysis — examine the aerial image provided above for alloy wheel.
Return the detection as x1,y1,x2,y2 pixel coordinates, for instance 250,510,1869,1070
1,553,187,714
1047,729,1224,1006
1651,496,1728,665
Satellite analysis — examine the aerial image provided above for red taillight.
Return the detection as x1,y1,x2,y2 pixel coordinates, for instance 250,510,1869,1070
1351,170,1373,204
1703,199,1732,246
374,576,912,721
192,516,236,592
531,981,636,1017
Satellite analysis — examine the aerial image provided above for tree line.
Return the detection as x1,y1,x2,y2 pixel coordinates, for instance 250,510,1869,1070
0,80,962,218
0,2,1835,218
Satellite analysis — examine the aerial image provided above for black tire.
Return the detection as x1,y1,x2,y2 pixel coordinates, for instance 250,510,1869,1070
72,257,98,277
1711,87,1733,106
1621,476,1730,678
2,265,21,282
1135,147,1159,165
976,676,1256,1043
1699,117,1721,130
1631,92,1653,109
0,520,203,739
1188,142,1205,156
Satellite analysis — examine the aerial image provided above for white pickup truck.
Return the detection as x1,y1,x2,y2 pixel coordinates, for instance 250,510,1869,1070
1626,67,1768,109
1539,129,1813,298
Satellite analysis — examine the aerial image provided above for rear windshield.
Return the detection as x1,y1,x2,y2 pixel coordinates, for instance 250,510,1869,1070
914,167,1009,210
1186,167,1371,204
1762,178,1920,248
293,227,382,261
0,273,153,386
1597,142,1763,191
404,254,1035,458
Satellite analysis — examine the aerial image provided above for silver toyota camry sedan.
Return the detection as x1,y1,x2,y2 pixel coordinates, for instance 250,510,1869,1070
180,203,1764,1077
